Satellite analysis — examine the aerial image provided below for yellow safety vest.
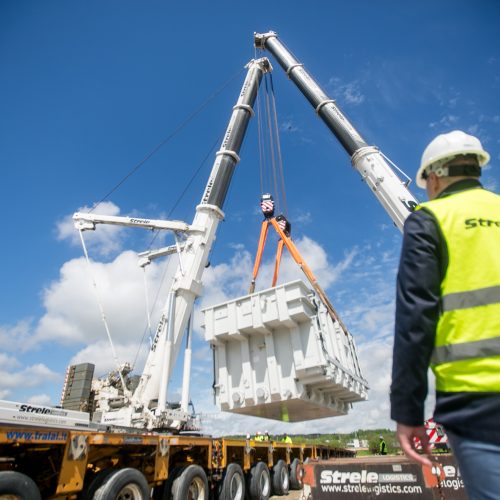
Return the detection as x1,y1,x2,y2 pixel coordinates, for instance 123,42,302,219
418,187,500,392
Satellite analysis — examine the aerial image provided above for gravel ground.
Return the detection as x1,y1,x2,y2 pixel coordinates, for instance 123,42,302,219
270,489,306,500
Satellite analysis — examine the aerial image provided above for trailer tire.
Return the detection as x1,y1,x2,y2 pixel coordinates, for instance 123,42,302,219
80,468,117,499
218,463,245,500
248,462,270,500
271,460,289,496
0,471,41,500
93,467,149,499
171,465,208,500
288,458,303,490
153,466,184,500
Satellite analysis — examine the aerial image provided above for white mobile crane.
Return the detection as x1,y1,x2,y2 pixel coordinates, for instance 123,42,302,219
72,57,273,431
0,32,423,499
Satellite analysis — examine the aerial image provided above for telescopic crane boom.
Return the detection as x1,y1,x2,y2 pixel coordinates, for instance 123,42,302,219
74,57,271,430
254,31,418,231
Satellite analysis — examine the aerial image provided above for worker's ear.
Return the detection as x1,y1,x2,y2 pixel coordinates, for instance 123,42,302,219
425,172,439,200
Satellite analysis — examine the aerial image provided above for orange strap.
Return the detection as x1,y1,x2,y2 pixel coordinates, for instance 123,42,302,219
249,221,269,294
269,218,317,285
272,239,285,287
269,218,348,334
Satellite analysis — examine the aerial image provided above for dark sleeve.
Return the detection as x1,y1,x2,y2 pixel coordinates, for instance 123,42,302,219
390,209,443,426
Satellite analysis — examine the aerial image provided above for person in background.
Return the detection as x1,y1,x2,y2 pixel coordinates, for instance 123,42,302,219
379,435,387,455
282,433,292,444
263,431,270,442
390,130,500,499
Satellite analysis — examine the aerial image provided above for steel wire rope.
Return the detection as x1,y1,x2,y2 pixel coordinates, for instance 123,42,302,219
256,73,266,195
268,74,288,217
87,67,245,214
77,229,130,396
263,75,281,214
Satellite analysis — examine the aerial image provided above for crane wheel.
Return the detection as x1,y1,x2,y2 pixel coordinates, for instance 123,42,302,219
92,467,149,499
288,458,304,490
248,462,270,500
171,464,208,500
0,471,41,500
217,463,245,500
271,459,289,496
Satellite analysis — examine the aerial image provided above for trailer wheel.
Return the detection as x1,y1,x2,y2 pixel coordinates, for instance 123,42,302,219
217,463,245,500
248,462,270,500
93,467,149,499
288,458,303,490
81,468,117,499
0,471,41,500
271,460,289,496
153,466,184,500
171,465,208,500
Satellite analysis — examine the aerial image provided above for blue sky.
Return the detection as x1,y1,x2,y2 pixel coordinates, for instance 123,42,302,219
1,1,499,435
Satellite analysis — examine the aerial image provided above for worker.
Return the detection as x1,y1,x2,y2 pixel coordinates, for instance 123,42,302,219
254,431,263,442
282,433,292,444
379,435,387,455
263,430,270,441
390,130,500,499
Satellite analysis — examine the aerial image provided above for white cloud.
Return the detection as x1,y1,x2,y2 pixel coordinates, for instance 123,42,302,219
27,394,52,405
328,77,365,105
70,340,148,379
0,319,34,353
0,363,59,400
280,120,299,133
0,353,21,371
33,250,175,347
57,201,126,257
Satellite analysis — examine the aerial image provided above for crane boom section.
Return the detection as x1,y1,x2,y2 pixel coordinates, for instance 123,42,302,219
254,32,418,230
132,58,272,415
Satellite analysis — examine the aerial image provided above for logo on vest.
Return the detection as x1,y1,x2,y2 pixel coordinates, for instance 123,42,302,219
465,218,500,229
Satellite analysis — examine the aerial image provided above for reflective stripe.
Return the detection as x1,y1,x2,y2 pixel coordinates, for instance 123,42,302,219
442,285,500,311
432,336,500,365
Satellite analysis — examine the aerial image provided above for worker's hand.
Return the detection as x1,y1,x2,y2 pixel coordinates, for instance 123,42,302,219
395,423,433,467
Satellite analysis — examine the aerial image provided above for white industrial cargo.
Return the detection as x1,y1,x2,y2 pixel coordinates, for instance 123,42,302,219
203,280,368,422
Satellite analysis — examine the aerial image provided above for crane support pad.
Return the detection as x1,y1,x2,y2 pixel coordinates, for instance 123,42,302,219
202,280,368,422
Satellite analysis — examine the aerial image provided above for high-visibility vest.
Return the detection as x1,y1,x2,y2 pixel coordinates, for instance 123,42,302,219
417,187,500,392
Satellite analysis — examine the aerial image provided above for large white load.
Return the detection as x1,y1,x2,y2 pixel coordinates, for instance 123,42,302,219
203,280,368,422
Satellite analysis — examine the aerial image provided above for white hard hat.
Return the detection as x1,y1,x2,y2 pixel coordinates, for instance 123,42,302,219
416,130,490,188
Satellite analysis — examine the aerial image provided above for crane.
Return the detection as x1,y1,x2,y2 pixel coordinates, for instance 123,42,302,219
73,57,272,430
71,32,421,430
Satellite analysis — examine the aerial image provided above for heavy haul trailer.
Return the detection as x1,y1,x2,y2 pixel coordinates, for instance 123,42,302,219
0,30,420,500
0,423,354,499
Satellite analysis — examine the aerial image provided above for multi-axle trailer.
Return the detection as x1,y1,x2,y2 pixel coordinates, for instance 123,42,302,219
0,422,354,498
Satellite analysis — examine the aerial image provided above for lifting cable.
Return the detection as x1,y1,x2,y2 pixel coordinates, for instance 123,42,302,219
257,73,288,214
